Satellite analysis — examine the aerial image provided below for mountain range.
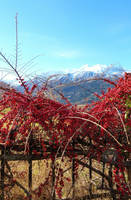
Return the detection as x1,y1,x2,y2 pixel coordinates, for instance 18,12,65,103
58,64,124,82
30,64,125,104
0,64,125,104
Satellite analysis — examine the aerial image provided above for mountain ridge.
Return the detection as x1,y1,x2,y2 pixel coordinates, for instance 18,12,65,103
6,64,125,104
32,64,124,104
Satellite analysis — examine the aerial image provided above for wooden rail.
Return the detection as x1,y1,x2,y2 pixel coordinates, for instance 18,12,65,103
0,143,130,200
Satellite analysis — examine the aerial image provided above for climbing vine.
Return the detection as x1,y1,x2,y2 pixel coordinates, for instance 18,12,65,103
0,69,130,198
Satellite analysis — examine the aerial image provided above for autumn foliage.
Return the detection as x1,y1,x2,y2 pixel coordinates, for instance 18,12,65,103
0,72,130,198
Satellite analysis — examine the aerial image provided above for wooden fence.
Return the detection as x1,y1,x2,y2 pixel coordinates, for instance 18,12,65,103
0,140,131,200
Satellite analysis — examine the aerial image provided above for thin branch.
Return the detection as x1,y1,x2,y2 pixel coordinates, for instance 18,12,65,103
15,13,18,69
55,121,87,180
0,52,29,93
4,172,31,197
0,52,19,79
68,116,122,147
19,55,41,72
114,106,130,145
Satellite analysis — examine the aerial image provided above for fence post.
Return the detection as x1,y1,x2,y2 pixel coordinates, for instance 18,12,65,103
101,162,105,189
1,146,5,200
108,164,116,200
51,158,55,200
89,138,92,198
72,140,75,199
28,136,32,200
126,144,131,188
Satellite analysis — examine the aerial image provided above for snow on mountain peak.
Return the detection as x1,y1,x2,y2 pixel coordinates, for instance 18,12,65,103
71,64,125,78
79,64,108,73
71,64,109,79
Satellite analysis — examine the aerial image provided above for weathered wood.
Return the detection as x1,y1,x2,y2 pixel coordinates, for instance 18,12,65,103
89,139,92,197
0,137,130,199
0,153,50,161
28,137,32,200
0,147,5,200
51,159,56,200
72,140,75,199
4,171,30,197
108,164,116,200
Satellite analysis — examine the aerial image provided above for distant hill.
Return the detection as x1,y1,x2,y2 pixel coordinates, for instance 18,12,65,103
54,79,114,104
0,81,10,99
16,64,124,104
32,64,123,104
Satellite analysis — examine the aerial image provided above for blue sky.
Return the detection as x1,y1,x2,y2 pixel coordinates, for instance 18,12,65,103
0,0,131,80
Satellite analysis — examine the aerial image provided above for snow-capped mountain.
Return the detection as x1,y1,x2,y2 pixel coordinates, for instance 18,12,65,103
72,64,107,77
53,64,125,83
15,64,125,104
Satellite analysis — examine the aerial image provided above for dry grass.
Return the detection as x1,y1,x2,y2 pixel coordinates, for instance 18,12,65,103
1,158,114,200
